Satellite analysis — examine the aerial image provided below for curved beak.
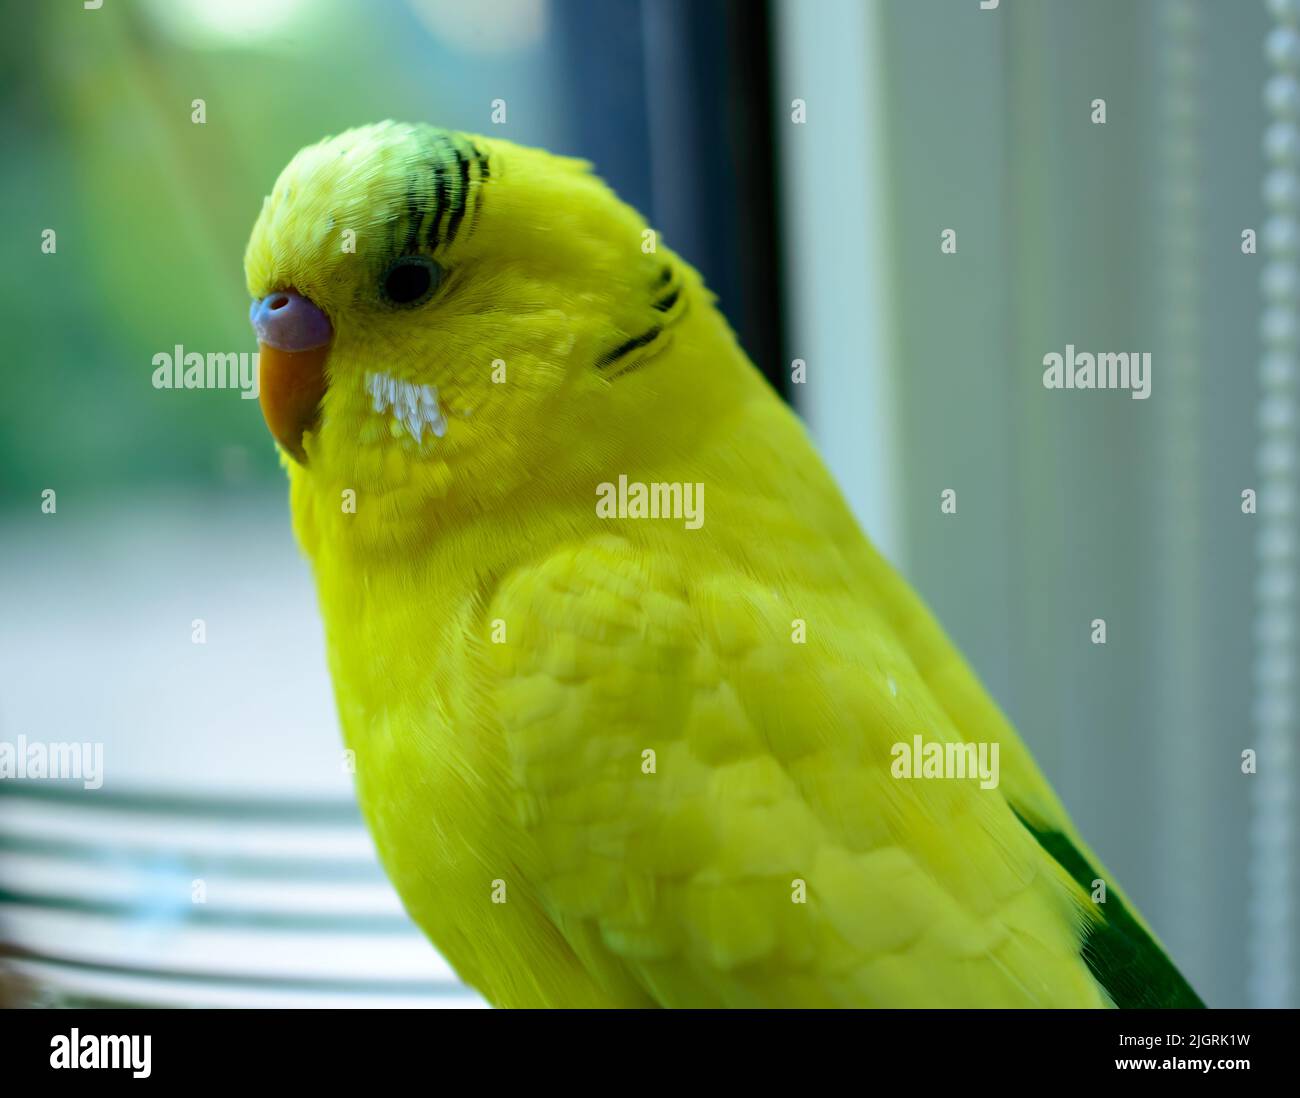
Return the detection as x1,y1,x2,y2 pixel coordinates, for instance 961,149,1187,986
250,290,333,465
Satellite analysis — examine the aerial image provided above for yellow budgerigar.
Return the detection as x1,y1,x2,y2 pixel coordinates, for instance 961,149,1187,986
244,121,1202,1008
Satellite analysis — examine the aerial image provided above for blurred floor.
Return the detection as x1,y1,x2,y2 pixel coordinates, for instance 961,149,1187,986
0,494,482,1007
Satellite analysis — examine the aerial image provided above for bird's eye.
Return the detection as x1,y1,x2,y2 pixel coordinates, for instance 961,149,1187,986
380,256,441,308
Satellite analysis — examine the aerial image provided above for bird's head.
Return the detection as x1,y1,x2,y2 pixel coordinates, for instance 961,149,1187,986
244,121,691,542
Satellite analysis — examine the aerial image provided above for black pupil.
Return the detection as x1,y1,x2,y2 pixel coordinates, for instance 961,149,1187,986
386,261,431,304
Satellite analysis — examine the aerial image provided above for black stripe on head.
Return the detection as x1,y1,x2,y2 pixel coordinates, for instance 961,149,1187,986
473,142,491,180
463,144,489,238
653,288,680,312
424,138,452,252
401,173,423,254
443,142,473,246
595,326,662,371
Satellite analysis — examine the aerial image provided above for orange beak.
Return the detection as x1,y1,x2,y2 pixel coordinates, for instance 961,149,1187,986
249,290,333,465
257,342,330,464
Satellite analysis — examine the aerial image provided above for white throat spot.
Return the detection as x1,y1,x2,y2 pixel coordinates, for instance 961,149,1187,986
365,371,448,443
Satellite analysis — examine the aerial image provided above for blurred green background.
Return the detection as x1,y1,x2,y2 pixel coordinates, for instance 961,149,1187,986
1,0,576,497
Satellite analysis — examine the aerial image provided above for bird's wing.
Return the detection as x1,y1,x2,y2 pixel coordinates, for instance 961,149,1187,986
486,534,1115,1007
853,537,1205,1008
